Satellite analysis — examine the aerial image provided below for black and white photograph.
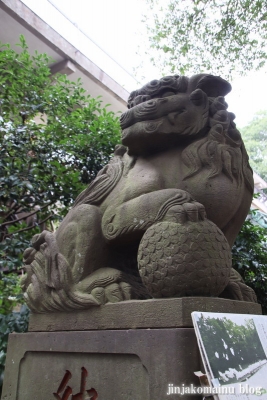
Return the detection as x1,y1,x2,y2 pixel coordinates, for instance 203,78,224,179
192,312,267,399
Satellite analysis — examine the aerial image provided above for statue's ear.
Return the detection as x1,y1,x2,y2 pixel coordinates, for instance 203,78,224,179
189,74,232,97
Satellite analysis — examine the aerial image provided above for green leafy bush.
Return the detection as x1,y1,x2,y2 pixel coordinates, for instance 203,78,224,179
0,305,29,390
232,210,267,314
0,272,28,394
0,35,121,271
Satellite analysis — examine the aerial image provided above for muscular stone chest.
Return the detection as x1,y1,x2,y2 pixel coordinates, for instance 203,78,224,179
121,149,244,235
121,148,186,202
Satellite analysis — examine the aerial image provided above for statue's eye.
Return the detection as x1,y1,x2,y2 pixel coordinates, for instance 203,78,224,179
161,91,176,98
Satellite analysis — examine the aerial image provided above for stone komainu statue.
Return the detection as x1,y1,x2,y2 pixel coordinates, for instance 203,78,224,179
21,73,257,312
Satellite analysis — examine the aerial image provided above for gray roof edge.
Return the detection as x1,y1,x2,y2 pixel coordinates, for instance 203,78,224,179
0,0,129,105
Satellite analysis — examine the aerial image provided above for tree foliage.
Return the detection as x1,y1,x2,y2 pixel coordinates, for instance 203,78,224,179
197,315,265,380
240,110,267,181
0,35,121,273
235,114,267,313
144,0,267,78
232,210,267,314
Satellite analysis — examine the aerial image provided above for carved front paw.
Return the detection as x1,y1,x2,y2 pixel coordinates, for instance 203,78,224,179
90,282,132,304
220,269,257,303
164,201,207,224
76,267,150,305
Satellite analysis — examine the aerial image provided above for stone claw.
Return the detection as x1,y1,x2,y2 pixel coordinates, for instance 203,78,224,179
90,282,138,305
182,202,199,222
31,231,47,249
192,201,207,220
164,205,186,223
23,247,37,265
165,201,207,223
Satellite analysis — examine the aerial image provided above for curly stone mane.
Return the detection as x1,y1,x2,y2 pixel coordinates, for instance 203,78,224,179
182,96,254,194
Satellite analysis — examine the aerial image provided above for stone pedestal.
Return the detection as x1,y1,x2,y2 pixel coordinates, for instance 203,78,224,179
2,298,261,400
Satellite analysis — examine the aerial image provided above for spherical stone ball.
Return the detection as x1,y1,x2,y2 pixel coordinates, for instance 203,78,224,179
137,220,231,298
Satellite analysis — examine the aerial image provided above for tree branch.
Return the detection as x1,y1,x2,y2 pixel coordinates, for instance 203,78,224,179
0,202,52,228
2,202,21,222
5,213,53,236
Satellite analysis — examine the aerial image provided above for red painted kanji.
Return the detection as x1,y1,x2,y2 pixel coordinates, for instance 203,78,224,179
53,367,98,399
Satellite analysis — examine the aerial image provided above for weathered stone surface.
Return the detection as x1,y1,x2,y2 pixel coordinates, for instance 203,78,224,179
21,73,256,312
2,299,262,399
138,221,231,298
28,298,262,332
2,329,201,400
